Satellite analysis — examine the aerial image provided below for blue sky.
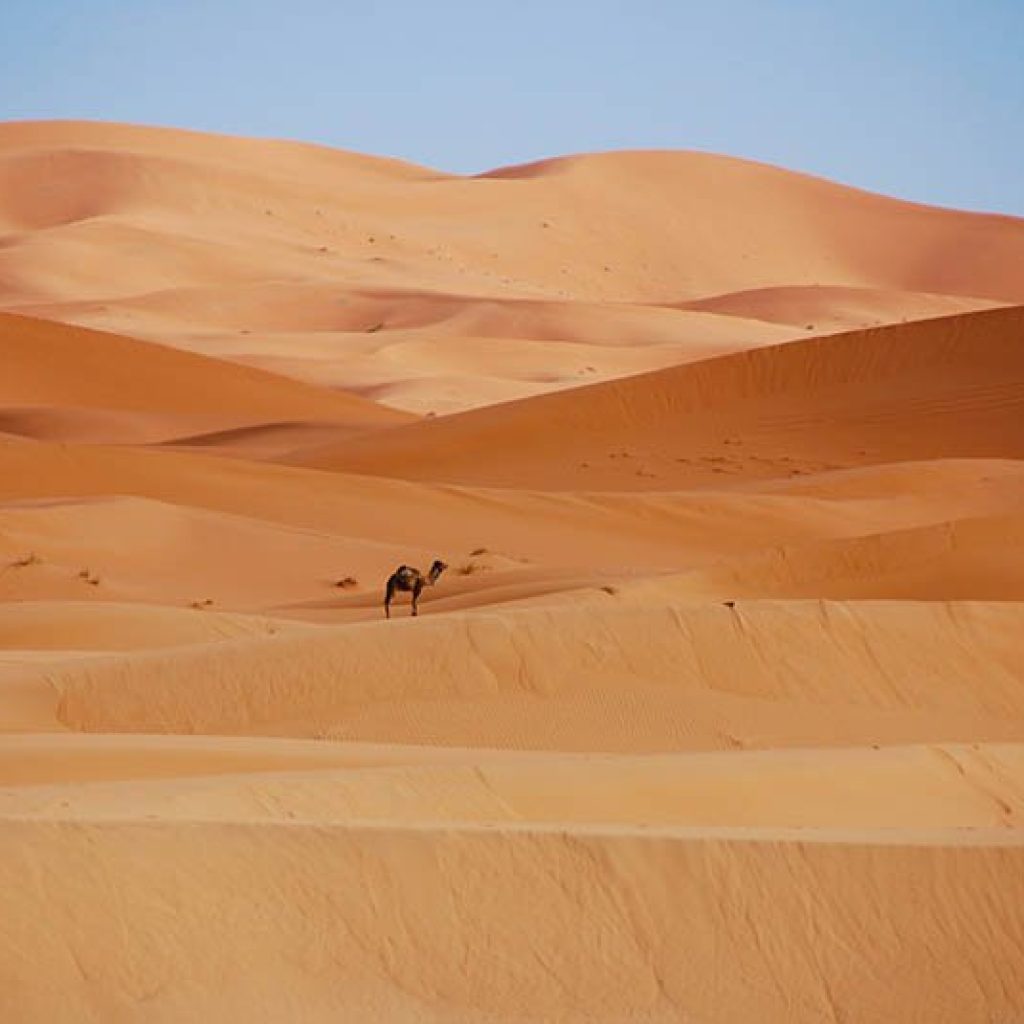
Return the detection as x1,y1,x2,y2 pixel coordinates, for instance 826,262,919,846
2,0,1021,214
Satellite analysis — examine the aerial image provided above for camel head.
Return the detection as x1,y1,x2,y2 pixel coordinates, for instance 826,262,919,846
428,559,448,583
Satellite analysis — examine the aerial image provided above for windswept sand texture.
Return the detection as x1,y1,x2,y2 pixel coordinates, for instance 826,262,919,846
1,121,1024,1022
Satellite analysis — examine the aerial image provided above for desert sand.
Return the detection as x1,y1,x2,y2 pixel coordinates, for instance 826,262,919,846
1,120,1024,1022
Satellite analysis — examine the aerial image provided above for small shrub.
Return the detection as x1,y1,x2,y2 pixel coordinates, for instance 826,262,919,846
334,576,359,589
10,552,41,568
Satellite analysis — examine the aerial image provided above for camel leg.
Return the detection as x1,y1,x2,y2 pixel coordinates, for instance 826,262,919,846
384,580,395,619
412,581,423,616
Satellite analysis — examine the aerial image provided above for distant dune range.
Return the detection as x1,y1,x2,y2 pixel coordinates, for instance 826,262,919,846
2,120,1023,413
2,121,1024,1023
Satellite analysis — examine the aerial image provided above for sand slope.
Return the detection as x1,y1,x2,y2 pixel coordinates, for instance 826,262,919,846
677,283,1004,328
0,310,412,445
3,121,1024,412
23,601,1023,750
2,121,1024,1022
291,304,1024,489
3,819,1021,1023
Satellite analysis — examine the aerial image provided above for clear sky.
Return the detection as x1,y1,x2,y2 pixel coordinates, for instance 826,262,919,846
2,0,1021,215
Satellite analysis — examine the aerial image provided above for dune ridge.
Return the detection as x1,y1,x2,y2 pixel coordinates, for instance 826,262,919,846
3,120,1024,413
33,601,1024,749
289,304,1024,488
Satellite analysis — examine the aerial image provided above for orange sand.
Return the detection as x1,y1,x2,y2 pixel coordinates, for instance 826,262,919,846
1,120,1023,1022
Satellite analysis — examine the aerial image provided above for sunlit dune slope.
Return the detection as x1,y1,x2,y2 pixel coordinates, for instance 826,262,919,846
643,511,1024,602
0,493,436,611
4,442,1024,618
3,121,1023,410
5,739,1023,831
31,601,1024,750
476,148,1024,302
289,304,1024,488
677,283,1004,329
0,601,311,651
1,819,1020,1023
0,310,412,444
4,120,1022,305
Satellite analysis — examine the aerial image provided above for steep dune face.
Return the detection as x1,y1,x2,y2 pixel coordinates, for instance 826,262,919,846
42,600,1024,748
0,311,403,420
0,311,412,444
291,304,1024,488
3,121,1024,1022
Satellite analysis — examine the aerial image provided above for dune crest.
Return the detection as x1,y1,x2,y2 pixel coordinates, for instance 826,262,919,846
3,121,1024,412
290,304,1024,489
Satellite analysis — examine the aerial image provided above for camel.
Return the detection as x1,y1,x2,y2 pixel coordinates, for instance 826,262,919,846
384,559,447,618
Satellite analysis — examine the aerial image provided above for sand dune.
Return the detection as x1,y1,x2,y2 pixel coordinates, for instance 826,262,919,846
0,601,311,651
677,283,1005,329
1,819,1022,1023
5,442,1024,616
6,121,1023,304
0,492,440,612
290,304,1024,489
4,740,1023,832
35,601,1024,750
4,121,1024,413
0,310,411,445
0,733,462,786
2,120,1024,1021
649,511,1024,601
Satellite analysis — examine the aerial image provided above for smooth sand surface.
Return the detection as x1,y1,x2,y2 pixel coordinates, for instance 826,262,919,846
1,120,1024,1022
4,120,1024,414
290,304,1024,489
